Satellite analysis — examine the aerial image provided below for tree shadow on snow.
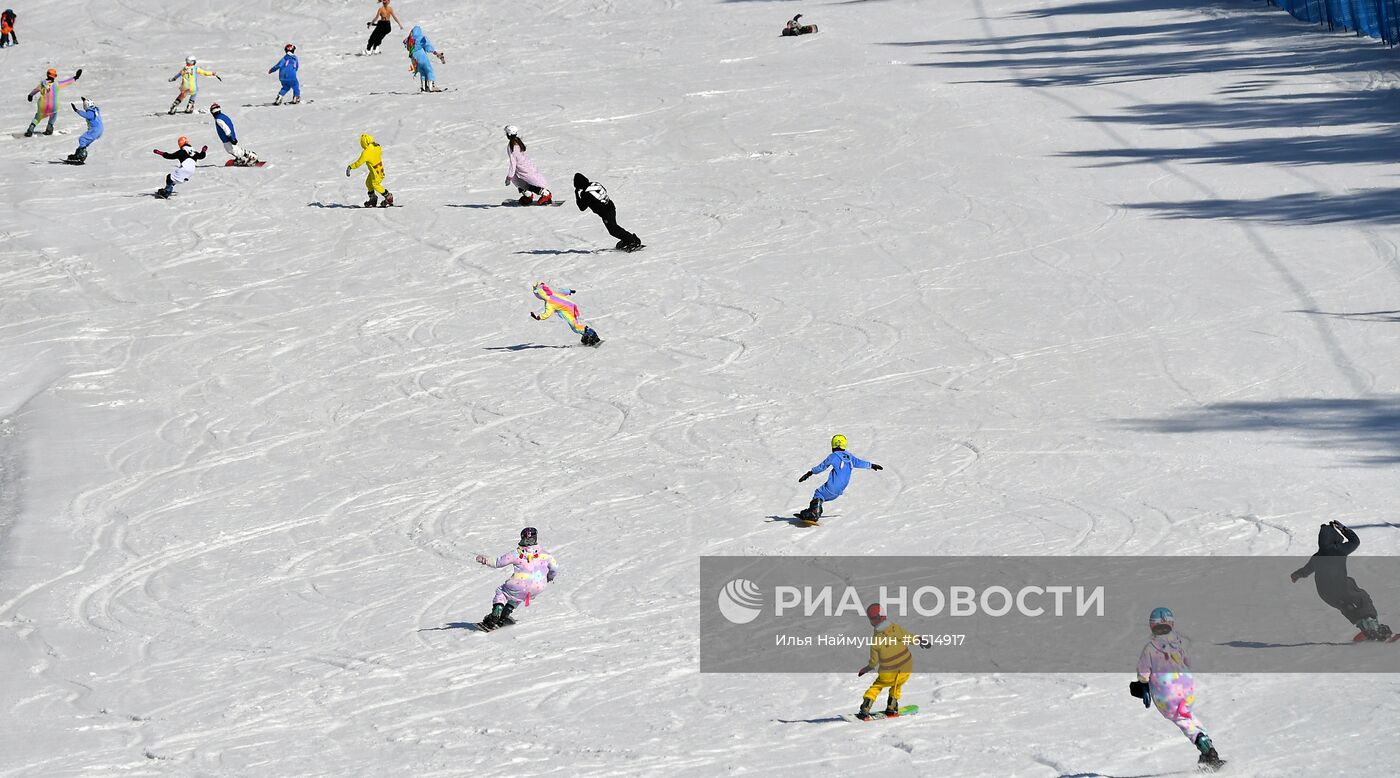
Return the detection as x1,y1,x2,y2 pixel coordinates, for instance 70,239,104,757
482,344,571,352
1120,396,1400,465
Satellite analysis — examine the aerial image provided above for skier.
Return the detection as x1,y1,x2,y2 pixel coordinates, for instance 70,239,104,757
24,67,82,137
345,133,394,207
403,24,445,92
795,434,882,522
364,0,402,55
268,43,301,105
573,173,642,251
1130,608,1225,771
530,282,600,346
1291,520,1394,641
781,14,818,36
0,8,15,47
209,103,259,167
504,125,552,205
168,56,219,115
855,604,927,720
65,97,102,164
474,527,559,631
151,136,208,199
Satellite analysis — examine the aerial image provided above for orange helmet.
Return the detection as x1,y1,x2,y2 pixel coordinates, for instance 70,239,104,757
46,68,57,79
177,135,191,148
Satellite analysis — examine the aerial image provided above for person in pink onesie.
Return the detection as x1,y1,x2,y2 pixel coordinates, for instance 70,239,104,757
1130,607,1225,771
474,526,559,630
503,124,553,205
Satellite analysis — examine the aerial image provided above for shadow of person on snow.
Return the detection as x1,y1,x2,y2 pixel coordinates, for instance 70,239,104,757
514,249,597,256
417,622,484,632
482,344,571,352
764,514,817,528
1216,639,1353,648
307,201,363,209
446,203,514,209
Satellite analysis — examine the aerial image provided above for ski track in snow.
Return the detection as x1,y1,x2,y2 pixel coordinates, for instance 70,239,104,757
2,0,1400,775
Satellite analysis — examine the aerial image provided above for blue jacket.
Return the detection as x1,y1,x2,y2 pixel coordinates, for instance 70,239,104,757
809,450,873,501
408,25,436,54
270,53,299,82
213,112,236,144
75,104,103,145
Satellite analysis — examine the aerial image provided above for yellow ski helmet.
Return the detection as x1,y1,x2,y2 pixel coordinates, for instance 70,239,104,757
831,434,847,451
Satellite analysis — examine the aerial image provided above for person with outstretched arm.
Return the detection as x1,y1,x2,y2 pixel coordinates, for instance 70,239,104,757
1291,520,1394,641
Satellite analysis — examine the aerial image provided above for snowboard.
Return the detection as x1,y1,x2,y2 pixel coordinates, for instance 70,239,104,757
476,618,516,633
502,198,565,207
152,190,175,199
841,704,919,723
1352,630,1400,643
225,159,268,167
617,244,646,253
62,158,85,165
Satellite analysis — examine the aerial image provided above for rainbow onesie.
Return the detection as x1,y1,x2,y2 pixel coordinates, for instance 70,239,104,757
531,283,600,345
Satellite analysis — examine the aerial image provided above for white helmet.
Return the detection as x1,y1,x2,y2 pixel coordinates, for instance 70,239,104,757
186,55,197,65
504,124,520,138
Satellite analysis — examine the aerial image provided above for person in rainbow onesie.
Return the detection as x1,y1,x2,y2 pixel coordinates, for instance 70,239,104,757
168,56,219,114
403,25,445,92
530,282,601,346
475,527,559,631
1131,607,1225,771
25,67,82,136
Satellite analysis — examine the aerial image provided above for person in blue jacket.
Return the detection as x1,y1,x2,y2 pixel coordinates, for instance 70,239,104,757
269,43,300,105
796,434,883,521
404,25,446,92
65,97,102,164
209,103,259,166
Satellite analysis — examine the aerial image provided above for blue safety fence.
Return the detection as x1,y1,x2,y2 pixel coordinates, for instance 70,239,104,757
1264,0,1400,45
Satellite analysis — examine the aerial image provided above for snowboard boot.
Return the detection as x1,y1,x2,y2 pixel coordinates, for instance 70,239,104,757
23,126,34,137
480,603,505,630
168,102,179,115
42,125,54,136
74,146,89,162
291,96,301,105
883,698,901,717
537,190,553,205
498,603,516,627
425,80,439,92
580,327,601,347
382,192,395,207
1195,734,1224,771
855,698,874,721
517,189,535,205
154,189,171,199
273,95,283,105
364,192,379,208
1358,617,1393,641
798,499,823,521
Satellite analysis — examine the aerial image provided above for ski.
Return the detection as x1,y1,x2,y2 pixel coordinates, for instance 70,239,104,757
840,704,919,723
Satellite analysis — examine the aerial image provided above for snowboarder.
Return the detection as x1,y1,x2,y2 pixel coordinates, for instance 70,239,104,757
781,14,818,36
795,434,882,522
65,97,102,163
168,56,219,115
24,67,81,137
151,136,208,199
504,125,552,205
474,527,559,631
269,43,301,105
0,9,16,47
209,103,259,167
855,604,927,720
1291,520,1394,641
403,24,445,92
573,173,642,251
1130,607,1225,771
530,283,600,346
345,133,394,207
364,0,402,55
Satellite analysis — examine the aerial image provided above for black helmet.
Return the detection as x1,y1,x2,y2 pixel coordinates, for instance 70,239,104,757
520,527,538,547
573,172,589,189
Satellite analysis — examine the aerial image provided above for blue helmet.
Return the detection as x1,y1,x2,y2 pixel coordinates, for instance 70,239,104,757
1149,607,1175,631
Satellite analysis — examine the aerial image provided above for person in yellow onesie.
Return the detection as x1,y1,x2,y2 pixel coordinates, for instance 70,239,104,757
345,133,395,208
168,56,220,114
855,604,929,719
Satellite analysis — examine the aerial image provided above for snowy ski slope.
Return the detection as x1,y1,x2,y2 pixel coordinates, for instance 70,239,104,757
3,0,1400,774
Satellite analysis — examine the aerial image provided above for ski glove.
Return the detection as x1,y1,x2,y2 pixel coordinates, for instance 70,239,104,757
345,166,352,177
27,93,33,102
74,69,82,80
798,471,813,483
870,464,883,471
530,312,540,320
474,554,491,566
857,666,872,677
546,571,556,582
1128,680,1151,708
